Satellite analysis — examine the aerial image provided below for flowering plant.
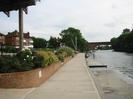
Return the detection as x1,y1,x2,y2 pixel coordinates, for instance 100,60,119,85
17,49,33,63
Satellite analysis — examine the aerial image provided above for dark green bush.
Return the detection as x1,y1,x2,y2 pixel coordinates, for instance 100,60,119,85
0,56,11,73
0,56,20,73
33,55,44,68
3,46,17,53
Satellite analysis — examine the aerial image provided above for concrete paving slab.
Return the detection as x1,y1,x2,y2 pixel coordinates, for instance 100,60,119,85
0,88,35,99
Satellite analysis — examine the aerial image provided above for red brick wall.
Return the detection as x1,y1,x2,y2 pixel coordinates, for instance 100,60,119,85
5,36,19,46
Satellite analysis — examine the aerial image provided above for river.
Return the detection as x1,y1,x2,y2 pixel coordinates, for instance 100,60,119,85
91,50,133,79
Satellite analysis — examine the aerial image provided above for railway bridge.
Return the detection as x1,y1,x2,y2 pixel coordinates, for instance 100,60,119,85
88,41,111,50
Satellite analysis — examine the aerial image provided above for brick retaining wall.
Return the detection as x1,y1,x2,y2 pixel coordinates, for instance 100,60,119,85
0,57,71,88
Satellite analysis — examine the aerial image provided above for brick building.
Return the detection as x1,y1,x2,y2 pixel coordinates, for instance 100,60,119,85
5,30,33,49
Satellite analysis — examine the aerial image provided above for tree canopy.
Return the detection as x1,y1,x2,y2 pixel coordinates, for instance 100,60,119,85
111,28,133,52
60,27,89,52
32,37,47,48
48,36,60,49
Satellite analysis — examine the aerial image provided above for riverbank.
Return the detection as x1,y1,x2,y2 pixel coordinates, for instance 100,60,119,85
87,58,133,99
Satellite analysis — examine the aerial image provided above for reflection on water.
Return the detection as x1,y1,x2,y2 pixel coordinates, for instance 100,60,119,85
91,50,133,79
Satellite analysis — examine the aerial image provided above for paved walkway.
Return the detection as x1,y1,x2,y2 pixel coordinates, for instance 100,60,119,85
0,53,101,99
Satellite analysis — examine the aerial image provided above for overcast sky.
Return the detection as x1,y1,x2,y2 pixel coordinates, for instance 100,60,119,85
0,0,133,42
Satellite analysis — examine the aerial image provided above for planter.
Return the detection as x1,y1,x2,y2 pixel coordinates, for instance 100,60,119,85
0,57,71,88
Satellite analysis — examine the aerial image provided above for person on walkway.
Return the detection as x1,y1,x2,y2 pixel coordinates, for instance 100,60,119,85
92,52,95,59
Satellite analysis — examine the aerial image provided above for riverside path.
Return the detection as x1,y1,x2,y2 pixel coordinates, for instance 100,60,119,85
0,53,101,99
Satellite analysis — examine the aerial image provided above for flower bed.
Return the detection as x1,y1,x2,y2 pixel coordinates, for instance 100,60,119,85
0,47,75,88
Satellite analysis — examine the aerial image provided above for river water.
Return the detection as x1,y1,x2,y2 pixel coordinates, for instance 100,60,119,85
91,50,133,79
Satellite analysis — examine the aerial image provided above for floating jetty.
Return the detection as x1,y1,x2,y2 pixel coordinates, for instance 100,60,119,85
86,58,107,68
89,65,107,68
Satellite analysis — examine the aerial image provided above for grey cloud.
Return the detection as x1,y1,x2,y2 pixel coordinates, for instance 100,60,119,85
104,22,116,28
0,0,133,42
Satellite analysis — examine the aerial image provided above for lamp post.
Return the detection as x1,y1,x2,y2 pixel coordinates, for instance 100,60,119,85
19,8,24,51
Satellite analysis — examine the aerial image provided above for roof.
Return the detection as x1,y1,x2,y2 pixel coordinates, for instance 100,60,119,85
6,30,30,38
0,33,5,36
0,0,39,11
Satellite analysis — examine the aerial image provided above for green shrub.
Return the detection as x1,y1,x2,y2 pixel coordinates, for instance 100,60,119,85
56,52,67,62
0,56,20,73
43,48,54,52
16,49,35,71
0,49,35,73
56,47,74,57
36,51,59,67
0,49,62,73
0,56,12,73
3,46,17,53
57,53,64,62
33,55,44,68
16,49,33,62
36,48,54,52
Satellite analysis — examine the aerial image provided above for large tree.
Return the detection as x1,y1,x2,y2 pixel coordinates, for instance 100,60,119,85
60,27,89,52
32,37,47,48
48,36,60,49
111,28,133,52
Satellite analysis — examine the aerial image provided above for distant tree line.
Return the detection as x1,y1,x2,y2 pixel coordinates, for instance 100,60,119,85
32,27,89,52
111,28,133,53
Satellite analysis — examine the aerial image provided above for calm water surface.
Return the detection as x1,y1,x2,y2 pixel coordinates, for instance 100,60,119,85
92,50,133,79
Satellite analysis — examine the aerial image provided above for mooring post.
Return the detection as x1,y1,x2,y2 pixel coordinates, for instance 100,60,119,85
19,8,24,51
